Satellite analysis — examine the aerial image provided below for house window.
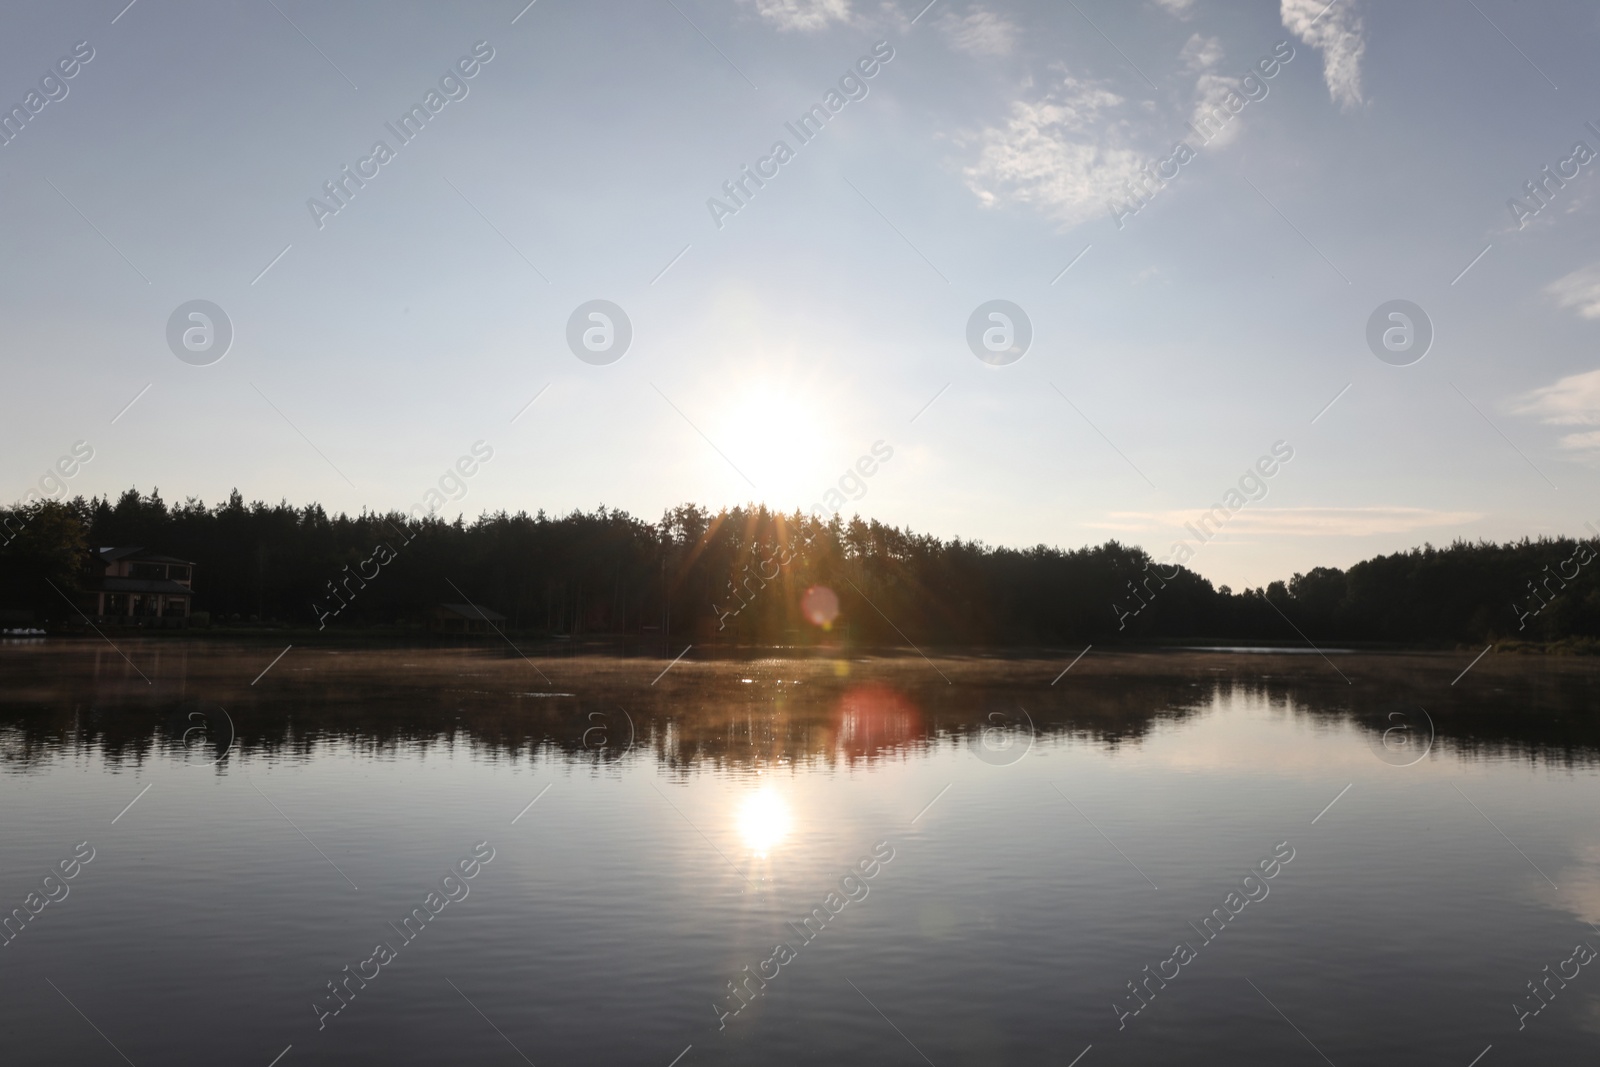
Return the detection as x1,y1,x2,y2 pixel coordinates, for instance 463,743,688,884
130,563,165,579
106,594,127,615
169,565,191,581
163,598,187,618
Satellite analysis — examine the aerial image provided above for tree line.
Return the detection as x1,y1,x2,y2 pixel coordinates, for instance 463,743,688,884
2,488,1597,647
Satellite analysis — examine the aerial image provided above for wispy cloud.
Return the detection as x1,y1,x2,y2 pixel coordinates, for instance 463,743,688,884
1516,368,1600,424
741,0,851,31
1181,33,1251,147
936,5,1019,57
1515,368,1600,453
1281,0,1365,110
1179,32,1223,72
1152,0,1196,17
961,75,1148,229
1546,265,1600,319
960,28,1290,227
1094,507,1482,537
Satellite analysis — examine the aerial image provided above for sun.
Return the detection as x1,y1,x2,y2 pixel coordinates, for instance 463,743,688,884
736,786,792,856
712,382,828,503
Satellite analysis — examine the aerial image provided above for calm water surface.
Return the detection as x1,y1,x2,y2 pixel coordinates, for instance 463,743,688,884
1,641,1598,1065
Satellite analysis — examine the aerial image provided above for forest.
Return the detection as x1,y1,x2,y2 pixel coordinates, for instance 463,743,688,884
2,487,1597,648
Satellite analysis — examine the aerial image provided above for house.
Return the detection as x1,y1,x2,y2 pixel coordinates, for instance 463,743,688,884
81,547,195,627
431,603,505,634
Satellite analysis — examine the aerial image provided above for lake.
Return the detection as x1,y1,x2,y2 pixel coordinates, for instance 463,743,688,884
1,640,1597,1065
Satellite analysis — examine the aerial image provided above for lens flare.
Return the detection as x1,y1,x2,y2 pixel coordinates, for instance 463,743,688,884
832,683,921,760
736,787,792,855
801,585,840,628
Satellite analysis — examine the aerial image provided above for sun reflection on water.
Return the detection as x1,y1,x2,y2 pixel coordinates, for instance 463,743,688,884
736,786,792,856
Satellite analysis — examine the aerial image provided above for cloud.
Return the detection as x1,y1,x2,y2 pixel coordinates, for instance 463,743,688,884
961,33,1270,227
1093,507,1483,537
741,0,851,31
1152,0,1196,16
1179,32,1223,72
1189,76,1248,146
1179,36,1250,147
961,76,1149,228
1281,0,1365,110
936,6,1019,57
1514,368,1600,453
1546,265,1600,319
1515,369,1600,424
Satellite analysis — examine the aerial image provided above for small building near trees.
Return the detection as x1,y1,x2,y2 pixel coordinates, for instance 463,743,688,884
80,547,195,627
431,603,505,634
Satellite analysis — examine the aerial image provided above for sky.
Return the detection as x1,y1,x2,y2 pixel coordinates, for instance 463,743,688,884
4,0,1600,588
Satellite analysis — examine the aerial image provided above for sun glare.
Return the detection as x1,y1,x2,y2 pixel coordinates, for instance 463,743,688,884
736,786,792,855
714,382,828,502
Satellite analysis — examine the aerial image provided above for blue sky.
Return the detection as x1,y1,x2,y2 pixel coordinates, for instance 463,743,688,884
4,0,1600,587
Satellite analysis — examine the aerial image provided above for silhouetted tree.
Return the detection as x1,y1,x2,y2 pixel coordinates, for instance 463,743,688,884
3,488,1597,646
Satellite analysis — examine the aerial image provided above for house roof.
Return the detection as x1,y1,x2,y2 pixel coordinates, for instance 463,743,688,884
92,578,195,595
436,603,505,621
94,547,194,566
